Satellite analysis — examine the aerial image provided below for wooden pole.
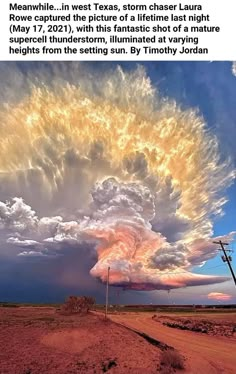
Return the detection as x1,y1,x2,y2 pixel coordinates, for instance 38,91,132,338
213,240,236,287
105,266,110,319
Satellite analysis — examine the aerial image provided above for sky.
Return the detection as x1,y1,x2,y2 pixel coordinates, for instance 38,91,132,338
0,61,235,305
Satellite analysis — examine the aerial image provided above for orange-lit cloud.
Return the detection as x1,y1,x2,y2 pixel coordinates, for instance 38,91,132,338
207,292,233,301
0,64,235,290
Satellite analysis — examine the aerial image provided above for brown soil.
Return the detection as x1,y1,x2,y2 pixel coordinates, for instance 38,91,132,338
110,312,236,374
0,307,162,374
153,315,236,337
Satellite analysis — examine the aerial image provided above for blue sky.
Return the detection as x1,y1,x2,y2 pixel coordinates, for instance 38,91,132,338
0,61,235,305
145,61,236,304
114,61,236,287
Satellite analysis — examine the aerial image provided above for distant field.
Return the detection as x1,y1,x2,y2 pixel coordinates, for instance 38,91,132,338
0,302,60,308
2,302,236,315
95,304,236,315
157,311,236,323
95,305,236,325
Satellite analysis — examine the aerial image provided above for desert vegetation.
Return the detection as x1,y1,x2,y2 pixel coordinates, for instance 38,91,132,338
59,295,95,315
160,349,185,373
153,315,236,337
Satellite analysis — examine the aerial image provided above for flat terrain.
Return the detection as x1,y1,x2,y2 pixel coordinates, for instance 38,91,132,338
1,306,235,374
154,311,236,323
110,311,236,374
0,307,163,374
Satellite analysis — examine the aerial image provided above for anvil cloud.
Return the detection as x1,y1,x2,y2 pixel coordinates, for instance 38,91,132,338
0,63,235,291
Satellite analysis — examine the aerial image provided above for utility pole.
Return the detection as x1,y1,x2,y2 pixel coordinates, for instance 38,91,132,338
105,266,110,319
213,240,236,287
116,289,120,311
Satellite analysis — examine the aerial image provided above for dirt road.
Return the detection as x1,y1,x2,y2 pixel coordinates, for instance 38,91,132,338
110,313,236,374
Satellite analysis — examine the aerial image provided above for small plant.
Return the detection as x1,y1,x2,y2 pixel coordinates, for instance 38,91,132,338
160,349,185,371
76,361,87,369
102,359,117,372
160,366,174,374
59,295,95,315
24,369,32,374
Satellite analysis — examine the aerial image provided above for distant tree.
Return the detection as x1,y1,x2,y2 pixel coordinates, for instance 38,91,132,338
60,296,95,315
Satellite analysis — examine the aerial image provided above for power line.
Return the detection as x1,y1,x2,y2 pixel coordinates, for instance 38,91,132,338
150,263,227,277
213,240,236,287
193,263,227,273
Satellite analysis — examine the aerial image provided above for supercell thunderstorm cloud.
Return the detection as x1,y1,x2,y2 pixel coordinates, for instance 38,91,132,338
0,63,235,291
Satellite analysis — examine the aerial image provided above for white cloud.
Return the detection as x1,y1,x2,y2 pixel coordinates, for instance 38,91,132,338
18,251,46,257
0,198,37,232
208,292,232,301
0,179,234,291
232,62,236,77
7,237,39,247
0,64,234,291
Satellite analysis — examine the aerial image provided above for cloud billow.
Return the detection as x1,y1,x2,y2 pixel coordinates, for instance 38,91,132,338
0,63,235,291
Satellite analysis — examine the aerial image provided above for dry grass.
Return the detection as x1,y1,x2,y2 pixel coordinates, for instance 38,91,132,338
160,366,174,374
160,349,185,371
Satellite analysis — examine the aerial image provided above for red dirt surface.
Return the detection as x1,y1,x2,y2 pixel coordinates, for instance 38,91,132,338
110,312,236,374
0,307,162,374
153,314,236,337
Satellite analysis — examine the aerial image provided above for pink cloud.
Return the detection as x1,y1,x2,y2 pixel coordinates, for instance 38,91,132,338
207,292,232,301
